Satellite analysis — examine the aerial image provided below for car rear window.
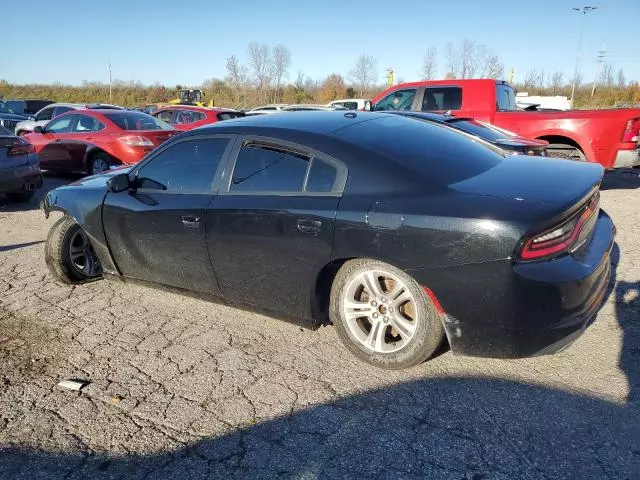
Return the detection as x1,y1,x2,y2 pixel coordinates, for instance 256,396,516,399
446,119,507,142
105,112,174,131
332,115,506,185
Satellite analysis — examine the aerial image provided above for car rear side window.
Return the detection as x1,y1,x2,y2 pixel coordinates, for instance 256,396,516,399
230,144,309,193
422,87,462,111
306,158,337,192
35,107,54,121
156,110,174,123
333,115,504,185
136,138,229,193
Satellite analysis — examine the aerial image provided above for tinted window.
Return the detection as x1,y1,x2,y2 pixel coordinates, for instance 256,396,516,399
230,144,308,192
217,112,244,121
175,110,195,124
72,115,105,133
5,101,25,115
105,112,173,131
422,87,462,111
306,158,337,192
136,138,229,192
35,107,54,121
45,116,73,133
446,119,506,142
497,84,516,111
333,116,504,185
53,106,73,117
373,89,416,111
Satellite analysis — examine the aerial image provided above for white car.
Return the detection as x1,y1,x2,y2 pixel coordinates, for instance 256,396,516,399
14,103,122,136
327,99,371,111
245,104,289,116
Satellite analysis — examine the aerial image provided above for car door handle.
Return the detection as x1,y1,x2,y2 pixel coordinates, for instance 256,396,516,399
297,219,322,235
181,215,200,228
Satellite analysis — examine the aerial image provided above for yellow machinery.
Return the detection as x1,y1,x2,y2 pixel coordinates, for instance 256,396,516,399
385,68,394,86
169,89,214,107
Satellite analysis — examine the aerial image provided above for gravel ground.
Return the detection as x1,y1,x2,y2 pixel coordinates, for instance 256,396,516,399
0,171,639,480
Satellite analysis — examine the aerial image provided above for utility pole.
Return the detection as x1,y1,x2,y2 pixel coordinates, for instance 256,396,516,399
569,5,597,108
591,44,606,97
108,60,112,104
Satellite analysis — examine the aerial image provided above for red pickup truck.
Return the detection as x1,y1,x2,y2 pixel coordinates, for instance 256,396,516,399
370,79,640,169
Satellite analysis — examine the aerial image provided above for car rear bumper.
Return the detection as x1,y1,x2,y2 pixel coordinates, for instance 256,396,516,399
0,163,42,194
613,148,640,168
409,210,616,359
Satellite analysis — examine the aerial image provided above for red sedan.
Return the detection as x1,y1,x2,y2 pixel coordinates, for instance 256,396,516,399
24,110,177,175
152,105,245,131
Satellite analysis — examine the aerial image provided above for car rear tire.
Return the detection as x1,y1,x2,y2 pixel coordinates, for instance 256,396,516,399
88,152,111,176
45,215,102,284
6,191,34,203
546,143,587,161
330,259,445,369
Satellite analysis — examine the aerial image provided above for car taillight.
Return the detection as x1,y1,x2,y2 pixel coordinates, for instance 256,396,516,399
117,135,154,147
5,138,35,157
622,117,640,143
519,193,600,261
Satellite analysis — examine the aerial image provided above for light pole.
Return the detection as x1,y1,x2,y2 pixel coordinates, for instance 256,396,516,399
570,5,597,108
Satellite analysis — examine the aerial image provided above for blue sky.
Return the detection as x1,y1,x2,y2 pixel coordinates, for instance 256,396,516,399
4,0,639,86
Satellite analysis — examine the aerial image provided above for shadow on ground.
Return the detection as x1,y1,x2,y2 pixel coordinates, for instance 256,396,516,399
0,172,78,213
0,256,638,479
600,168,640,190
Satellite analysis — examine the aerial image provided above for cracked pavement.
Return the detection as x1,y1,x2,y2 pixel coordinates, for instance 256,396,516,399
0,172,639,479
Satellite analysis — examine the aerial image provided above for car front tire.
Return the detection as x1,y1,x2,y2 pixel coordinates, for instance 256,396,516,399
45,216,102,284
330,259,445,369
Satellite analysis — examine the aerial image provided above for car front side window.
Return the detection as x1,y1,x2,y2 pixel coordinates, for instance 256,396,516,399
45,116,73,133
156,110,174,123
135,137,230,193
373,89,417,111
36,107,54,121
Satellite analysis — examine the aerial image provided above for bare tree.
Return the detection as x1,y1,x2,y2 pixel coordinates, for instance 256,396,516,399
225,55,248,107
270,44,291,102
248,42,271,103
571,71,583,90
547,71,564,94
599,62,614,87
536,70,546,89
617,68,626,89
523,68,544,90
481,55,504,79
445,43,459,79
421,47,437,80
294,71,307,90
349,54,377,97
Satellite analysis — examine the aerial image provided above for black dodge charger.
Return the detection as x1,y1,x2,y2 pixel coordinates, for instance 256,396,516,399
41,111,615,369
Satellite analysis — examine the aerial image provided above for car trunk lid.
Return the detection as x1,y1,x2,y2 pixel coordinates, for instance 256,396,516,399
0,136,32,168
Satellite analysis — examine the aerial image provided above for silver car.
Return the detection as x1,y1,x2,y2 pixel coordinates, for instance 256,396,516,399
14,103,122,136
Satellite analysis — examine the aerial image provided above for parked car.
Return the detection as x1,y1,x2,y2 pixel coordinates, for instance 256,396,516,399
389,111,549,156
133,104,163,115
41,111,614,369
371,79,640,168
282,104,348,111
245,104,288,116
15,103,123,136
0,100,30,134
152,105,245,131
328,99,371,111
24,110,177,175
0,125,42,202
3,99,55,116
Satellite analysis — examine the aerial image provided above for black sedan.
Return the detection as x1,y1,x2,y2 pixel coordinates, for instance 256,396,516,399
41,112,614,369
388,111,549,156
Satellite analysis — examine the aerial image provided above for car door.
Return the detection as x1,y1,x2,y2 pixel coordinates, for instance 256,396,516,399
35,115,75,169
204,136,347,319
372,87,420,111
102,134,235,294
419,86,463,113
55,114,106,171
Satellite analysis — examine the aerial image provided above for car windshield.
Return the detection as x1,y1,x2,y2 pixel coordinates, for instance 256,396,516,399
333,115,506,185
104,112,174,131
0,102,17,114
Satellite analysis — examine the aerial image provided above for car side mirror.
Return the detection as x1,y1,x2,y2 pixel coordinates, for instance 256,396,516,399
33,126,44,134
107,173,132,192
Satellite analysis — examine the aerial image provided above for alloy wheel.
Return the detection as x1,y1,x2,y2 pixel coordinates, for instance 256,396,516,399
68,229,101,277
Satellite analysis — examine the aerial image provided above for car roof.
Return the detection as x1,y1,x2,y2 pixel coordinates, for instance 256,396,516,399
193,110,390,135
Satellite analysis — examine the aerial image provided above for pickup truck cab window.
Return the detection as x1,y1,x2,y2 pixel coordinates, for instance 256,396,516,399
422,87,462,111
373,89,417,111
497,84,517,111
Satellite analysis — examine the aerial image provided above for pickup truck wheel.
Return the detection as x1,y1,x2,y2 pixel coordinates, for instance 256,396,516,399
45,215,102,284
546,144,587,162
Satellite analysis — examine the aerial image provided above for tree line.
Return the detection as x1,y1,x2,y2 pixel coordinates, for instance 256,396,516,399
1,39,638,109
